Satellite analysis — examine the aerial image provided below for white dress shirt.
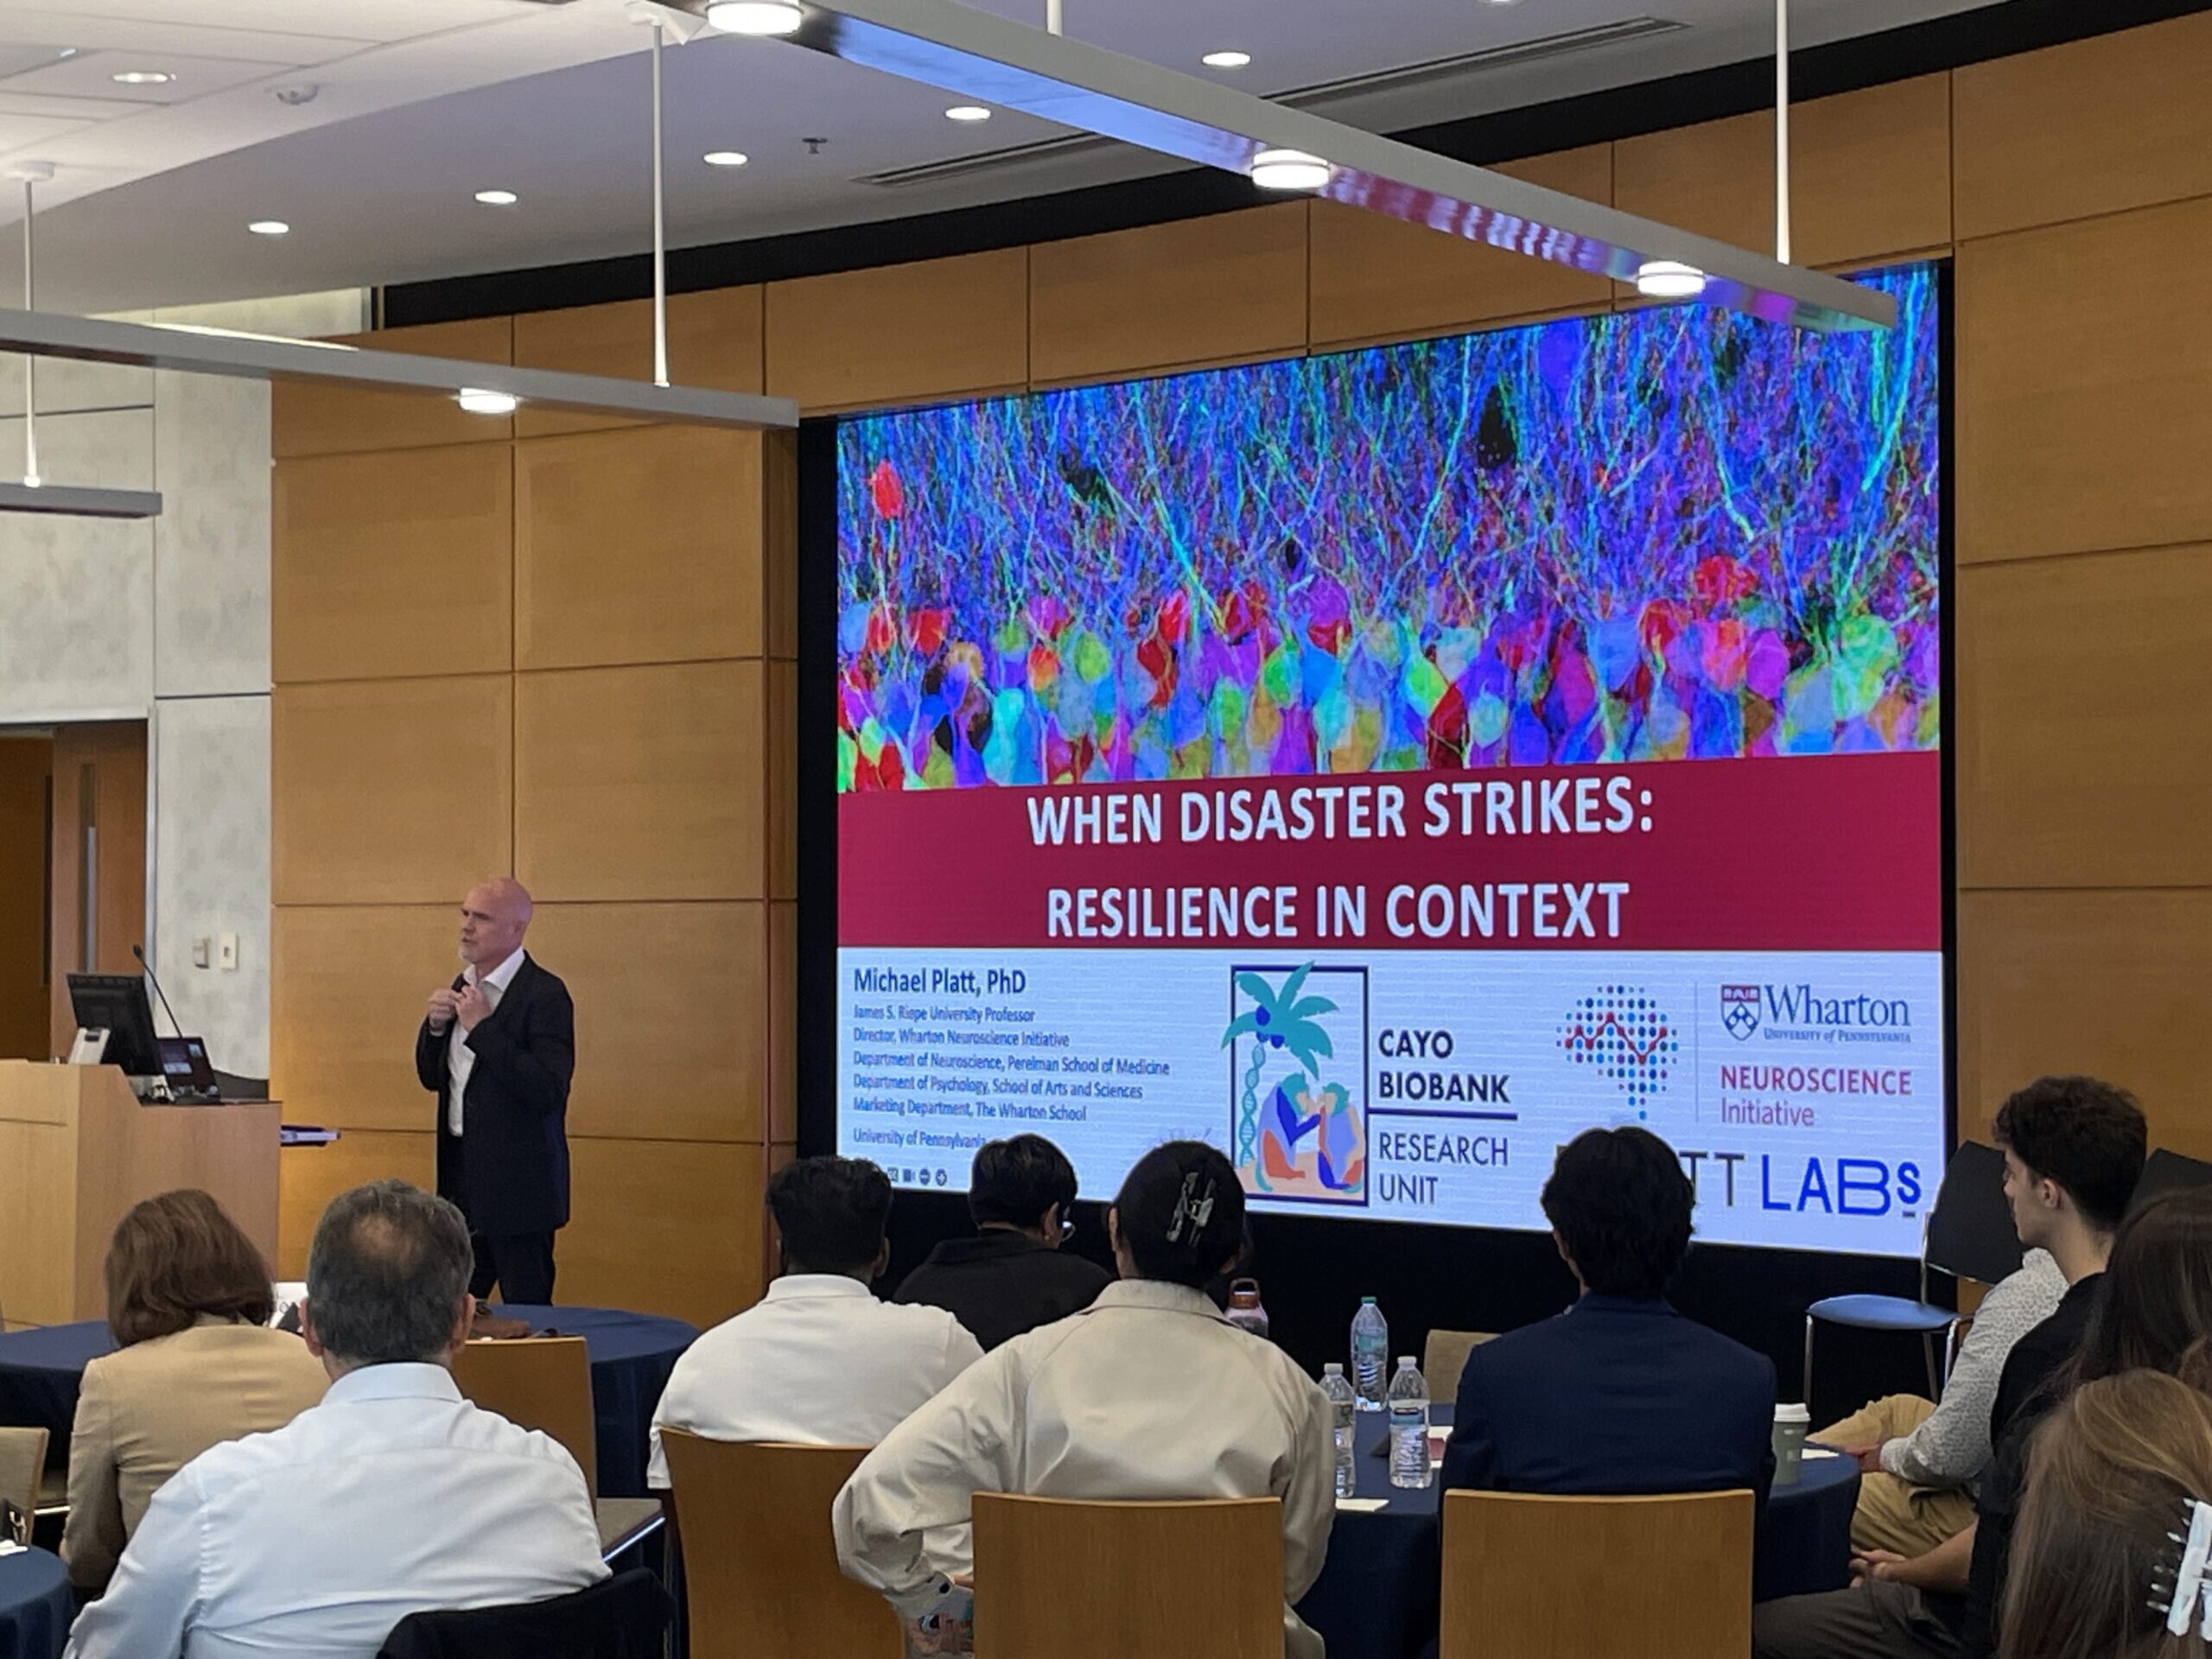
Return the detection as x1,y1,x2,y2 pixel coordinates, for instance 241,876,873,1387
447,946,527,1135
648,1274,983,1488
64,1362,608,1659
833,1278,1336,1659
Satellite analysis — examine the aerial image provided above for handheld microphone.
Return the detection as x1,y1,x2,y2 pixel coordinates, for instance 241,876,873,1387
132,943,186,1039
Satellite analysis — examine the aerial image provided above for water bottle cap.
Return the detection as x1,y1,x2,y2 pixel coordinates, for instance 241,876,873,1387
1323,1362,1344,1374
1396,1357,1415,1367
1360,1296,1377,1305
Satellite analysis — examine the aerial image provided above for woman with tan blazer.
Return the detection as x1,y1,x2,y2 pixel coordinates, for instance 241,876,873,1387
61,1190,328,1591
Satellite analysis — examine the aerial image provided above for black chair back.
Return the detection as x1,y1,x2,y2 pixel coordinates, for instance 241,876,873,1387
376,1569,669,1659
1924,1141,2025,1287
2133,1149,2212,1213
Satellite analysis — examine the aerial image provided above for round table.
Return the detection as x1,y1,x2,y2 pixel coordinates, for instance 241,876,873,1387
0,1305,696,1500
0,1548,71,1659
1296,1409,1862,1659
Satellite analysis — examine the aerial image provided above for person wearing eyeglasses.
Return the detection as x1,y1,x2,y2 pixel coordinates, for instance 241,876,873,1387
894,1135,1110,1351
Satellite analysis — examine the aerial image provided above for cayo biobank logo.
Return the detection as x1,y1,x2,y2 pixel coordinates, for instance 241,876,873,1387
1720,982,1913,1046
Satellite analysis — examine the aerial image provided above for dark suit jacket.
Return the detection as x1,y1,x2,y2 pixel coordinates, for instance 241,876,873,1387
1440,1294,1777,1516
416,957,575,1237
893,1230,1112,1350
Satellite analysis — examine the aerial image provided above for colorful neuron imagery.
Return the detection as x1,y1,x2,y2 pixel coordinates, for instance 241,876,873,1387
835,264,1941,791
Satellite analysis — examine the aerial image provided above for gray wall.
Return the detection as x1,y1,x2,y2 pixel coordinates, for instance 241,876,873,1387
0,289,365,1078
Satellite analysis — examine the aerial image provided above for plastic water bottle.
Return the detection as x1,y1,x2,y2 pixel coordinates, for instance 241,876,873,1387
1350,1297,1389,1411
1388,1357,1433,1489
1225,1278,1270,1340
1319,1363,1358,1498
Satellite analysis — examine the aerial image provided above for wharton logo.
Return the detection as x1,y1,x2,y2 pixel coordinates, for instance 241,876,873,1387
1731,984,1915,1046
1721,984,1761,1043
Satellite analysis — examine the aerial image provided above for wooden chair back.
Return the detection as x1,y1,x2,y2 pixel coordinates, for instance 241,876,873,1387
1440,1487,1755,1659
1421,1329,1500,1402
658,1433,902,1659
972,1493,1283,1659
452,1336,597,1500
0,1426,46,1535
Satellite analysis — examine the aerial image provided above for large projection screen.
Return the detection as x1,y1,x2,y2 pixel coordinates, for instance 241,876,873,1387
819,262,1948,1258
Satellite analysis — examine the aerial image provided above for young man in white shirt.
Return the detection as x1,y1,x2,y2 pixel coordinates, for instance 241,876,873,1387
65,1180,607,1659
648,1155,982,1486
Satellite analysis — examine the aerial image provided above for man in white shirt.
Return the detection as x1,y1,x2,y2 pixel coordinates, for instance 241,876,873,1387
65,1179,607,1659
648,1155,982,1486
416,877,575,1305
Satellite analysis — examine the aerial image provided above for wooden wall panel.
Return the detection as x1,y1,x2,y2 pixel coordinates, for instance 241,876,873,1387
764,429,799,660
512,287,765,438
524,901,764,1143
1613,77,1951,270
563,1139,762,1327
273,677,512,906
1029,204,1309,386
514,660,763,902
1309,148,1613,349
1956,545,2212,890
1956,197,2212,565
765,250,1027,415
270,905,454,1135
1955,11,2212,241
1958,890,2212,1154
277,1130,436,1277
0,739,49,1062
272,317,515,459
516,424,762,669
769,903,796,1144
766,658,797,903
273,445,514,684
46,722,146,1058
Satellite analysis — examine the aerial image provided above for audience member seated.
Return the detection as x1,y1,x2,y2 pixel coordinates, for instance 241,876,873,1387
649,1155,983,1486
834,1141,1334,1659
64,1179,607,1659
61,1190,327,1592
894,1135,1110,1350
1438,1125,1776,1510
1819,1246,2066,1557
1753,1076,2151,1659
1999,1357,2212,1659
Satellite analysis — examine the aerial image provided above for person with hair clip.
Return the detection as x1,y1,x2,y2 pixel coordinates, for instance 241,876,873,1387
835,1141,1335,1658
2000,1356,2212,1659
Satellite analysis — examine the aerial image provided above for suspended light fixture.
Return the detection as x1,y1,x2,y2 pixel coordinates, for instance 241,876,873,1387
1250,148,1330,191
0,162,162,519
706,0,804,35
1634,260,1707,300
730,0,1892,330
454,387,521,416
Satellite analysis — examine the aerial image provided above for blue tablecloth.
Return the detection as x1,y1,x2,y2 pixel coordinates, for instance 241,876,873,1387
1297,1408,1861,1659
0,1548,70,1659
0,1306,696,1500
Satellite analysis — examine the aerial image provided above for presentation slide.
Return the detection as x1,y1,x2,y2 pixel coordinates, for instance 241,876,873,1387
830,264,1946,1257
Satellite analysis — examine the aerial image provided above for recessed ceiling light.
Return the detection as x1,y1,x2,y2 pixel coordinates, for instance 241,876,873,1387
1201,50,1251,68
474,189,518,207
702,150,749,168
706,0,804,35
454,388,520,416
944,105,991,123
247,220,289,237
1634,259,1707,300
1250,149,1331,191
111,70,173,85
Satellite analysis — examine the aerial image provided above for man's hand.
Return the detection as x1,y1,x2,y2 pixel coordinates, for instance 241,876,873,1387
1850,1441,1888,1475
427,988,462,1033
1850,1549,1915,1589
455,985,493,1033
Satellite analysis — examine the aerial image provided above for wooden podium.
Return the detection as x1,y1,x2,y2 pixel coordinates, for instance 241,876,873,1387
0,1061,279,1329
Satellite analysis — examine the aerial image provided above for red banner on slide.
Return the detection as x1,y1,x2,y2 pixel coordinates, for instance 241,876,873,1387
837,751,1941,954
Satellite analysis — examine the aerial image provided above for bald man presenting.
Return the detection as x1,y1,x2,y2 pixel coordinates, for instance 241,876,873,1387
416,878,575,1305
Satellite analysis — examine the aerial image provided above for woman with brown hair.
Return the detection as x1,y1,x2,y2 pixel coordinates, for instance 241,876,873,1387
60,1189,327,1591
2003,1360,2212,1659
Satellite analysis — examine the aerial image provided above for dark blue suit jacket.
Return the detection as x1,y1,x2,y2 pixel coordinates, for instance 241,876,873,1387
1440,1294,1777,1512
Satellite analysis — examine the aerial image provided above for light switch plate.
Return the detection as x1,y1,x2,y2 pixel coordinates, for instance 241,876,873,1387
218,932,239,971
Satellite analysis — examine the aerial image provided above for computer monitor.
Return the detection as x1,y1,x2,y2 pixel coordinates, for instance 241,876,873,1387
67,973,163,1078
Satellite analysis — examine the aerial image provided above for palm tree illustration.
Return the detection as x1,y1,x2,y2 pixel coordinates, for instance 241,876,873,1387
1222,964,1338,1191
